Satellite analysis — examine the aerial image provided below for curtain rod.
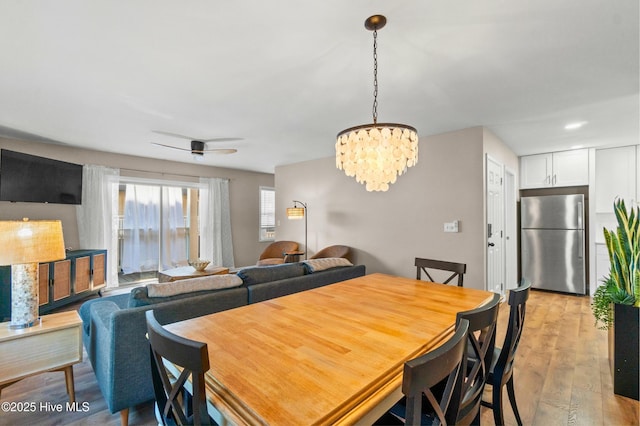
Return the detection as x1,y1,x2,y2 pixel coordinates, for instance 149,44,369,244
118,167,231,182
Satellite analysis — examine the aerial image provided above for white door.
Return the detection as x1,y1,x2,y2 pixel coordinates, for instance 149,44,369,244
504,168,518,290
486,155,504,294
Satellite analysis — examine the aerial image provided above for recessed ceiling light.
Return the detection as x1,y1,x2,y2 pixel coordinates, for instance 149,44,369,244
564,121,588,130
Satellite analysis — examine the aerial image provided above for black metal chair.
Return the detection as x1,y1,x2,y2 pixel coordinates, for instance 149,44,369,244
455,293,501,425
145,310,213,426
481,282,531,426
415,258,467,287
374,319,470,425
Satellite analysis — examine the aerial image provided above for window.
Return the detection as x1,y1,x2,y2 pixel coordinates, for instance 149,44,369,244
116,178,202,285
259,187,275,242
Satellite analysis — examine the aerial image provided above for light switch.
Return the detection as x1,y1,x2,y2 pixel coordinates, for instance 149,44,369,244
444,220,459,233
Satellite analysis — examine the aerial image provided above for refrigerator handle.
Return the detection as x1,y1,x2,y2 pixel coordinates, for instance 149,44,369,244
578,231,583,259
577,201,584,229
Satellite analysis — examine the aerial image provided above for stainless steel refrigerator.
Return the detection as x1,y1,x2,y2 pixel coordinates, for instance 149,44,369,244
520,194,586,295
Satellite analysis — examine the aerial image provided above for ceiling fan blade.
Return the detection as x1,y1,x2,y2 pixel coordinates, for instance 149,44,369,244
200,148,238,155
151,142,191,152
200,137,244,143
152,130,195,140
153,130,243,143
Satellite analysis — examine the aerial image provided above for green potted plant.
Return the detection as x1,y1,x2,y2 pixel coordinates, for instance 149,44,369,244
592,198,639,400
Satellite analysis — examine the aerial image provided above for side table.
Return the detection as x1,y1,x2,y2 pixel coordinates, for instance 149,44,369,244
0,311,83,402
284,251,305,263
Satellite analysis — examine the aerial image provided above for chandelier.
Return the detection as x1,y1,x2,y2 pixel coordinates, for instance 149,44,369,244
336,15,418,192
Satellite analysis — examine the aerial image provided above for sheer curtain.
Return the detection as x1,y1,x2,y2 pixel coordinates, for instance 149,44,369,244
121,184,160,274
75,164,120,287
160,186,187,270
199,178,235,267
121,184,188,274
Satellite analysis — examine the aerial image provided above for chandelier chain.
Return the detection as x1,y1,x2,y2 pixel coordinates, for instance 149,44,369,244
372,29,378,124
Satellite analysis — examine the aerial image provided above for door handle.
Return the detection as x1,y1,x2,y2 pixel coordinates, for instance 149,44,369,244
577,201,583,229
577,232,583,259
488,242,495,247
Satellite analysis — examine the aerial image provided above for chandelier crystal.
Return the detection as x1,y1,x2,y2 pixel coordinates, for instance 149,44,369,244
336,15,418,192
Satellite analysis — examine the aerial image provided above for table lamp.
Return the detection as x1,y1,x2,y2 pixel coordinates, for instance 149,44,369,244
0,219,66,328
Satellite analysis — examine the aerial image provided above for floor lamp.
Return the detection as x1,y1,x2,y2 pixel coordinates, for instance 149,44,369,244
0,219,66,328
286,201,307,260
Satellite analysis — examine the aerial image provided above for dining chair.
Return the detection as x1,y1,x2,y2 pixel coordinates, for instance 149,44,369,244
374,319,470,426
481,282,531,426
415,257,467,286
145,310,213,426
455,293,501,425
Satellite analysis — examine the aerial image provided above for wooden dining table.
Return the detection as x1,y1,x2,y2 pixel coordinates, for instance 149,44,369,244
164,272,494,425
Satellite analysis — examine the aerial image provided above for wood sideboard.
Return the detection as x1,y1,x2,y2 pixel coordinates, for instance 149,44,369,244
0,249,107,322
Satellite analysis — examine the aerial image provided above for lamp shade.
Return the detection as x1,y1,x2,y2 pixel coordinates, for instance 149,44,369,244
286,207,305,220
0,219,66,265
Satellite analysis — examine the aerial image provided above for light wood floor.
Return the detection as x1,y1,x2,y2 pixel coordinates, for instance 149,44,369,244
0,289,638,425
480,290,639,426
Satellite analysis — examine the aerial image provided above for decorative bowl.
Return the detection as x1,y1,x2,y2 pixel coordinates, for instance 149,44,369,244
188,259,210,272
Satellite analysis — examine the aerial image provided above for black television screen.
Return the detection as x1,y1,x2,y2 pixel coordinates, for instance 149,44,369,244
0,149,83,205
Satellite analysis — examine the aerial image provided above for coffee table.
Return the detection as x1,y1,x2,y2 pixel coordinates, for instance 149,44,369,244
157,265,230,283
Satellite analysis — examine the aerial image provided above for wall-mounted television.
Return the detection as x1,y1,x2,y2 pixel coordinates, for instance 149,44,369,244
0,149,83,205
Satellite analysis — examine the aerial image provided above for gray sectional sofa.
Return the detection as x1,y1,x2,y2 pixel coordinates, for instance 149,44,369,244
78,261,366,424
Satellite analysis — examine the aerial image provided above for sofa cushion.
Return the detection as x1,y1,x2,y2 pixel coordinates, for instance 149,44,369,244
303,257,353,273
237,262,305,286
128,275,243,307
147,274,242,297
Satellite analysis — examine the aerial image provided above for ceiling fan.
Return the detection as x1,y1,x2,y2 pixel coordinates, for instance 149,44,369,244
151,130,242,156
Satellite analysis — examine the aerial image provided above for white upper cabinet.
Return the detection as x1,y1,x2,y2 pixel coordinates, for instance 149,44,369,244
520,153,552,188
552,149,590,187
595,145,637,213
520,149,589,189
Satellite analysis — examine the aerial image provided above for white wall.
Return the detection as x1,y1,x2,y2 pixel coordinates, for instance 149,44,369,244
0,138,274,267
276,126,518,290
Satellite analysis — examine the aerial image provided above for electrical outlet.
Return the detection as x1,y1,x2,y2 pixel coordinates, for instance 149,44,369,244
444,220,459,233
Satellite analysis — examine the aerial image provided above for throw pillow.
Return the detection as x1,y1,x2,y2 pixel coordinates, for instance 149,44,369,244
303,258,353,273
147,274,243,298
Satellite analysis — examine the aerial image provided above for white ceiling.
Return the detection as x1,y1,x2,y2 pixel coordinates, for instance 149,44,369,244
0,1,638,174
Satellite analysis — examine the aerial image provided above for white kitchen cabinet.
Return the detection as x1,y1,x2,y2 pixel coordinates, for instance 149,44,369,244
595,145,637,213
520,153,552,188
520,149,589,189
